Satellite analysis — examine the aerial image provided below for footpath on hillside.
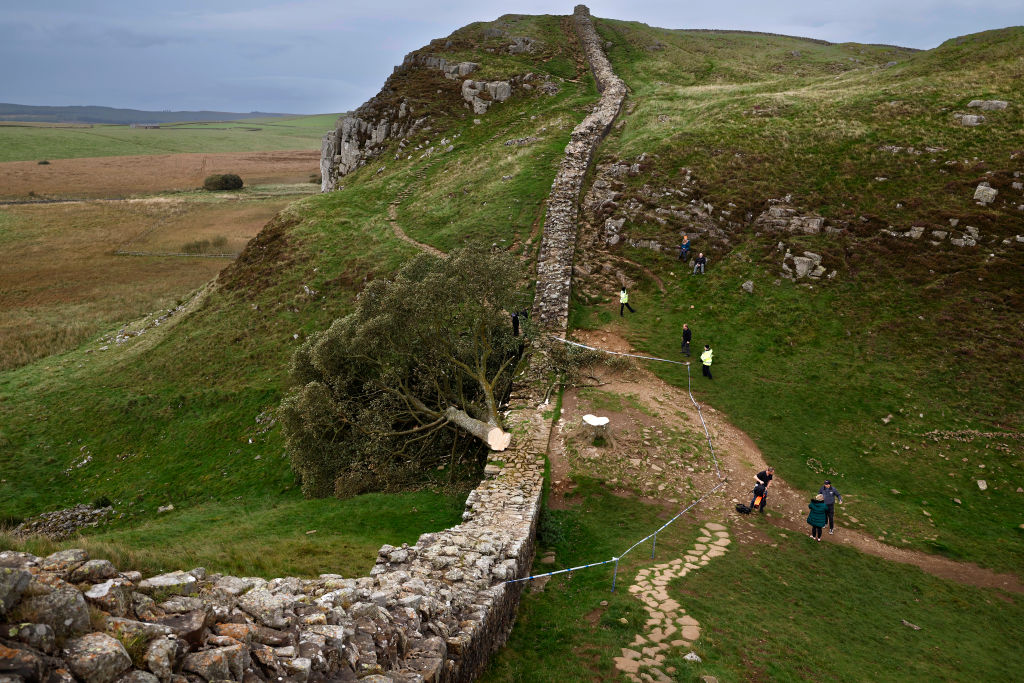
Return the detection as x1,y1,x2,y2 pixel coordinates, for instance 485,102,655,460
548,328,1024,596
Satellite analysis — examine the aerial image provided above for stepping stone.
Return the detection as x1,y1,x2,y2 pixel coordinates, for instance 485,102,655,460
681,625,700,640
678,615,699,626
642,646,662,656
621,648,641,660
693,544,707,551
649,629,665,643
707,549,725,558
705,522,726,531
713,537,731,547
615,657,641,674
631,635,647,646
670,639,690,648
697,536,711,542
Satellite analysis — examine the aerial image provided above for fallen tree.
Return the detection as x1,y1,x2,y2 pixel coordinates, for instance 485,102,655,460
280,248,526,497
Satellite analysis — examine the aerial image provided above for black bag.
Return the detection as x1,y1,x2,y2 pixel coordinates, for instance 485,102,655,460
735,503,752,514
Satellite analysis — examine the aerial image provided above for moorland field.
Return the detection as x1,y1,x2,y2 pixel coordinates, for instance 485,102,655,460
1,11,1022,682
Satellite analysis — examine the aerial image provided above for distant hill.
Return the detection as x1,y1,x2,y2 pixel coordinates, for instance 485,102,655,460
0,103,296,125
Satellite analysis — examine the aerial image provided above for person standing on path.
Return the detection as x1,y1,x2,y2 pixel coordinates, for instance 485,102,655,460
753,466,774,512
818,480,843,534
619,287,635,316
678,235,691,261
681,323,692,356
700,344,713,379
807,493,828,541
692,252,707,275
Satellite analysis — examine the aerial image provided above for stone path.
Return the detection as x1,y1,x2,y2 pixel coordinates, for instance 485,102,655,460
615,523,731,682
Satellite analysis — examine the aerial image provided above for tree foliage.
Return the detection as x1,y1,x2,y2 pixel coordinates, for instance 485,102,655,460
279,248,527,497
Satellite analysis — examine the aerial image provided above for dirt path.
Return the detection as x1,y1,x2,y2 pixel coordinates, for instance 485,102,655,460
551,328,1024,595
387,161,446,258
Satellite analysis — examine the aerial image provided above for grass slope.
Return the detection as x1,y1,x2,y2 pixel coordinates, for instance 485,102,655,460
483,482,1024,682
0,114,339,162
569,20,1024,573
0,15,594,577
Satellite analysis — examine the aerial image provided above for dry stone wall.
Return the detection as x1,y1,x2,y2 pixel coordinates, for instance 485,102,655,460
531,5,627,333
2,6,621,683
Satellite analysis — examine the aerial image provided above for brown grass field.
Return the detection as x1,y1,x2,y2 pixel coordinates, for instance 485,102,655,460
0,193,302,370
0,150,318,199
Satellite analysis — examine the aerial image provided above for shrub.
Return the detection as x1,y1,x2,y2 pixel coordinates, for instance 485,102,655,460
37,160,50,165
202,173,243,191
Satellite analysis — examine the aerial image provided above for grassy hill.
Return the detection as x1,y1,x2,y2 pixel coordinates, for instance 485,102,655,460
576,18,1024,574
1,11,1022,680
0,13,596,577
0,103,296,125
0,114,340,162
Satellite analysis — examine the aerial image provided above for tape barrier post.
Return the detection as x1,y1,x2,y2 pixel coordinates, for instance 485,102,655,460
611,558,619,592
651,532,657,559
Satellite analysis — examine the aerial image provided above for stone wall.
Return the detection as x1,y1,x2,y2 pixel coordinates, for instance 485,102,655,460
1,7,619,683
530,5,626,333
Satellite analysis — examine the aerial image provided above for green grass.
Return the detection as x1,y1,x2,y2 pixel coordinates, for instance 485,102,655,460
0,114,340,162
569,239,1023,573
1,492,467,578
0,17,595,574
483,482,1024,682
682,523,1024,682
561,19,1024,573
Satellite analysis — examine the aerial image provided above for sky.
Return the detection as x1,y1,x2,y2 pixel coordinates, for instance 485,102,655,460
1,1,1020,115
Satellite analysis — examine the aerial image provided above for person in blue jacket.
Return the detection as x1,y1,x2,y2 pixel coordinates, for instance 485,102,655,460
807,493,827,541
818,480,843,534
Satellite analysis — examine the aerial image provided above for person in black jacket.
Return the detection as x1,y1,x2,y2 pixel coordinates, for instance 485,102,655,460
692,252,707,275
818,480,843,534
681,323,692,356
753,467,774,512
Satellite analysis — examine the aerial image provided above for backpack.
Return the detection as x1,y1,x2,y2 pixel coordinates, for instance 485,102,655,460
735,503,752,514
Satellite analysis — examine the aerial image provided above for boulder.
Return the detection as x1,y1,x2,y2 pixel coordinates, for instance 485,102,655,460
105,617,174,643
42,549,89,574
0,643,45,681
0,567,31,615
8,622,56,654
85,579,133,617
137,572,197,597
959,114,984,126
967,99,1008,110
143,637,185,682
213,576,258,597
70,560,119,584
63,633,132,683
238,590,293,629
116,671,160,683
792,256,814,278
14,588,90,638
155,610,209,647
182,644,248,682
974,183,998,205
741,280,754,294
0,551,40,569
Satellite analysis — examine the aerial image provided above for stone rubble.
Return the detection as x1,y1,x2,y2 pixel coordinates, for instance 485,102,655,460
13,505,114,540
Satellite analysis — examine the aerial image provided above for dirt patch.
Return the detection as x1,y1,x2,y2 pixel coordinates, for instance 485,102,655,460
560,328,1024,595
0,150,319,199
0,195,297,369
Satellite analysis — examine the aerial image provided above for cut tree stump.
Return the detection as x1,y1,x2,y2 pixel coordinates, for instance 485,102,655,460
582,414,612,445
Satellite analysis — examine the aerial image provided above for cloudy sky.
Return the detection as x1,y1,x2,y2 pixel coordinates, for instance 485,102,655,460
2,0,1020,114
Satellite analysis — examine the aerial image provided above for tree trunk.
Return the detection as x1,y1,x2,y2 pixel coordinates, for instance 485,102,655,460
445,406,511,451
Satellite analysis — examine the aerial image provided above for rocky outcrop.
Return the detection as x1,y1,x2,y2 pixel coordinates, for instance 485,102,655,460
320,47,550,191
753,201,829,235
531,5,627,334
